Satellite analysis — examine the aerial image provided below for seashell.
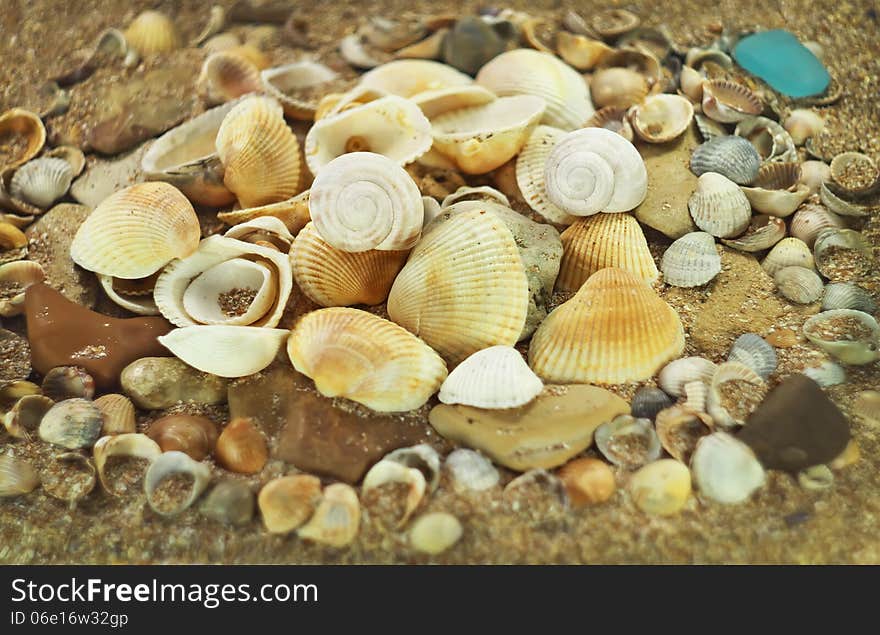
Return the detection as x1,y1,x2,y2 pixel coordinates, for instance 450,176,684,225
41,366,95,401
660,231,721,287
822,283,876,313
430,95,545,174
741,169,810,218
630,386,674,421
215,417,268,474
4,395,53,440
440,186,509,209
388,207,529,365
799,161,831,195
727,333,778,379
9,158,72,209
561,10,595,37
658,356,717,397
544,127,648,216
630,94,694,143
146,414,218,461
224,216,293,251
144,450,211,516
70,182,200,279
629,459,691,516
830,439,860,470
556,32,611,71
0,221,28,248
503,469,568,505
0,108,46,169
125,10,180,56
202,32,240,54
693,113,726,142
515,125,576,224
304,96,432,175
691,432,765,504
476,49,594,131
790,203,845,247
362,460,426,527
761,237,814,276
751,161,804,193
261,61,341,120
191,5,225,47
558,457,615,506
701,80,762,123
96,273,158,316
360,59,472,98
775,266,824,304
197,52,262,106
0,260,45,317
409,512,462,554
594,415,662,469
445,449,499,492
438,345,543,409
690,136,761,185
93,394,136,436
798,464,834,491
802,360,847,388
383,444,441,492
829,152,880,198
854,390,880,426
441,16,510,75
802,309,880,365
784,109,824,146
591,9,640,39
679,66,704,103
721,215,786,253
688,173,751,238
589,67,648,109
159,325,290,378
200,480,254,526
41,452,97,503
287,307,447,412
339,34,390,69
706,362,766,428
297,482,361,547
217,190,311,233
0,455,40,497
520,16,555,53
38,398,104,450
818,182,869,219
585,106,633,141
258,474,322,534
396,28,447,60
410,85,496,119
529,268,684,384
813,228,873,281
216,96,301,209
682,379,709,413
595,48,662,91
0,381,41,410
655,406,712,463
557,213,658,291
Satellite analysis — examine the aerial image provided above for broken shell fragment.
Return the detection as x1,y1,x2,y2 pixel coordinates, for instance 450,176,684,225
819,182,870,217
4,395,53,440
93,433,161,495
42,452,97,503
701,79,762,123
691,432,765,504
556,32,610,71
798,464,834,491
734,116,797,163
629,459,691,516
775,266,824,304
144,450,211,516
409,512,462,554
297,482,361,548
38,398,104,450
159,325,289,378
660,231,721,288
218,190,311,234
362,460,426,527
585,106,633,141
0,455,40,497
721,215,786,253
223,216,294,251
440,185,509,209
98,274,160,316
655,406,712,463
802,360,847,388
594,415,662,469
258,474,322,534
438,345,542,409
802,309,880,365
445,449,499,492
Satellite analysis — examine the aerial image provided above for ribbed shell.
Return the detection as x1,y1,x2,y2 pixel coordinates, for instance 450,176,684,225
589,67,649,110
515,125,577,225
775,266,824,304
528,267,685,384
701,80,763,123
38,398,104,450
94,393,137,435
557,213,658,291
387,208,529,365
721,215,786,253
124,10,180,56
0,455,39,497
790,203,845,247
198,52,262,105
10,157,72,209
438,345,543,409
761,237,814,276
803,361,847,388
261,61,340,120
158,325,289,378
734,117,796,163
631,386,675,421
822,283,877,313
688,173,751,238
584,106,633,141
690,136,761,185
658,356,717,397
727,334,777,379
290,222,408,306
661,231,721,287
630,94,694,143
287,307,447,412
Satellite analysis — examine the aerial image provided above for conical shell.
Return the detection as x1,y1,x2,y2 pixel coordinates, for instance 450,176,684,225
288,307,447,411
197,52,263,105
690,136,761,185
688,172,751,238
721,215,786,253
215,96,302,209
658,356,717,397
0,108,46,169
438,345,542,409
94,394,136,435
125,10,180,56
158,325,290,378
691,432,765,504
701,80,762,123
589,67,648,110
0,455,39,497
556,32,611,71
476,49,594,131
529,268,685,384
387,207,529,365
261,61,341,120
557,213,658,291
515,125,577,225
822,283,877,313
70,182,200,279
0,260,45,317
630,94,694,144
217,190,311,233
727,333,777,379
9,157,72,209
761,237,814,276
661,231,721,287
297,483,360,548
359,59,472,97
775,266,824,304
585,106,633,141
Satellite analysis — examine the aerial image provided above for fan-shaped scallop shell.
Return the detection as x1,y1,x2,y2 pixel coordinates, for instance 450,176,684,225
584,106,633,141
790,202,845,247
124,10,180,56
688,172,751,238
529,268,685,384
661,231,721,287
720,215,786,253
589,67,649,110
775,266,824,304
9,158,72,209
159,325,289,378
515,125,576,225
630,94,694,144
197,52,262,105
701,80,762,123
261,61,341,120
761,237,814,276
822,283,876,313
438,345,543,409
727,333,777,379
734,116,797,163
658,357,717,397
690,136,760,185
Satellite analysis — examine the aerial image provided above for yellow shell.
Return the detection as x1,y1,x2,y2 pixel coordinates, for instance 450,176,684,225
198,52,263,105
69,182,200,279
529,267,685,384
290,223,409,307
557,213,658,291
287,307,448,412
387,208,530,365
215,96,302,209
124,10,180,56
217,190,311,234
0,108,46,169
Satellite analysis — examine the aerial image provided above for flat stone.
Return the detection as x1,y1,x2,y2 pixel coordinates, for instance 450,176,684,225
733,30,830,99
428,385,630,471
70,142,149,209
0,329,31,384
739,374,850,471
24,283,171,391
120,357,228,410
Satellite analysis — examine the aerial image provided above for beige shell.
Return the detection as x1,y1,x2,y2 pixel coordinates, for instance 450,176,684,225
591,8,640,38
215,96,302,209
362,460,426,527
775,266,824,304
438,345,543,409
9,157,72,209
656,406,713,463
261,61,341,120
409,512,463,554
258,474,322,534
92,433,161,494
70,182,200,279
387,207,529,365
661,231,721,288
679,66,704,103
721,215,786,253
529,268,685,384
819,181,870,218
515,125,577,224
688,172,752,238
0,455,40,497
691,432,765,503
741,163,810,217
658,356,717,397
440,185,510,209
217,190,311,234
629,459,691,516
556,32,611,71
410,85,496,119
799,161,832,195
701,79,762,123
829,152,880,197
223,216,294,252
144,450,211,516
585,106,634,141
124,10,180,56
790,203,845,247
784,109,824,146
0,108,46,169
590,67,648,110
395,28,447,60
761,237,814,276
44,145,86,178
4,394,53,440
94,394,137,436
0,260,45,317
297,483,360,548
158,325,290,378
197,52,263,106
556,213,658,291
630,94,694,144
706,362,765,428
734,116,797,163
288,307,447,412
359,59,472,97
595,48,663,92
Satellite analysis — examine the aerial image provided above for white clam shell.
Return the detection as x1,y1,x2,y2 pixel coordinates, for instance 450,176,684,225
774,266,824,304
822,283,876,313
97,274,160,316
691,432,765,504
660,231,721,288
158,325,290,377
761,237,814,277
182,258,276,325
658,356,717,397
444,449,499,492
803,360,847,387
515,125,576,224
10,157,73,209
144,450,211,516
688,172,752,238
438,345,543,409
630,93,694,144
93,433,162,494
819,181,871,218
359,60,472,97
362,460,426,527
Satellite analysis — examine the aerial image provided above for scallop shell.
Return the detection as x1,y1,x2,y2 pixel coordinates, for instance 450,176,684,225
125,10,180,56
761,237,814,276
720,215,786,253
297,482,360,547
629,459,691,516
706,362,766,428
822,283,877,313
475,49,594,131
359,59,472,97
92,433,161,494
0,260,45,317
556,32,610,71
557,213,658,291
790,203,845,247
630,386,674,421
409,512,462,554
529,267,685,384
727,333,778,379
38,398,104,450
98,274,160,316
144,450,211,516
0,108,46,169
658,356,717,397
660,231,721,288
594,415,662,469
387,207,529,365
687,173,751,238
9,158,72,209
691,432,765,504
734,116,797,163
802,309,880,365
217,190,311,233
261,61,340,119
515,125,576,224
819,181,870,217
258,474,322,534
701,80,762,123
775,266,824,304
159,325,290,378
0,455,40,497
803,360,847,387
197,52,262,105
690,136,761,185
630,94,694,143
655,406,713,463
544,127,648,216
438,345,542,409
362,460,426,528
288,307,447,411
784,109,825,146
70,182,200,279
94,394,136,436
445,449,500,492
585,106,633,141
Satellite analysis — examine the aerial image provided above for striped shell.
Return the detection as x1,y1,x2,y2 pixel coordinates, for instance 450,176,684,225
721,215,786,253
124,10,180,56
741,164,811,218
94,394,137,435
515,125,576,225
630,387,674,421
774,266,824,304
584,106,633,141
734,116,797,163
688,172,752,238
701,80,762,124
803,360,847,388
197,52,262,105
38,398,104,450
9,157,73,209
438,345,543,409
822,283,877,313
660,231,721,287
690,136,761,185
761,237,814,276
0,455,39,497
658,357,717,397
727,334,777,379
706,362,766,427
790,203,845,247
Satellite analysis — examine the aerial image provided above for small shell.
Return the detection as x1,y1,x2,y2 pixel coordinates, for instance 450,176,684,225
41,366,95,401
679,66,704,103
440,16,510,75
799,161,831,195
556,32,610,71
223,216,294,251
218,190,311,233
0,260,45,317
661,231,721,287
98,274,160,316
798,464,834,490
144,450,212,516
159,325,290,378
125,10,180,56
0,221,28,249
0,455,40,497
362,460,426,527
4,395,53,439
0,108,46,169
339,34,389,69
359,59,472,97
727,333,778,379
830,439,860,469
9,158,73,209
630,387,674,421
658,356,717,397
690,136,761,185
42,452,97,503
200,480,255,526
706,361,766,428
761,237,814,277
146,414,218,461
829,152,880,197
258,474,322,534
591,9,640,39
749,161,805,193
655,406,713,463
515,125,576,224
701,80,762,123
822,283,877,313
813,228,873,281
775,266,824,304
693,114,727,143
819,182,870,217
410,85,496,119
595,415,662,469
297,482,361,547
688,172,752,238
92,433,161,494
629,459,691,516
38,398,104,450
741,172,811,219
445,449,499,492
197,52,262,105
558,458,616,506
384,444,441,492
691,432,765,504
789,203,845,247
854,390,880,426
720,215,786,253
438,345,542,409
440,186,510,209
0,381,40,409
590,67,648,109
584,106,633,141
215,417,268,474
261,61,340,120
784,109,824,146
630,94,694,143
802,309,880,365
409,512,463,554
802,360,847,387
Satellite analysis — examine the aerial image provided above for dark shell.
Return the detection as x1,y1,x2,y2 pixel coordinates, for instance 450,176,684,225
630,386,674,421
690,135,761,185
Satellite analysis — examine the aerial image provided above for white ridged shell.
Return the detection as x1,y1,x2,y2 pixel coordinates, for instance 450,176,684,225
727,334,777,379
691,432,765,504
688,172,751,238
660,231,721,287
761,237,814,276
10,157,73,209
515,125,576,224
774,266,824,304
438,345,543,409
658,357,717,397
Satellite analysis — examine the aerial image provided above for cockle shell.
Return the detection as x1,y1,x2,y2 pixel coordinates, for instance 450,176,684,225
308,152,423,252
261,61,340,120
585,106,633,141
784,109,825,146
556,32,611,71
258,474,321,534
42,366,94,401
775,266,824,304
706,362,766,428
388,208,529,365
557,213,658,291
734,116,797,163
144,450,211,517
691,432,765,504
790,203,845,247
476,49,594,131
630,94,694,144
38,398,104,450
803,360,847,388
727,333,777,379
802,309,880,365
438,345,543,409
94,394,136,435
0,455,39,497
159,325,290,377
544,127,648,216
741,163,810,217
125,10,180,56
297,482,361,548
215,96,301,209
445,449,500,492
70,182,200,279
660,231,721,287
359,59,472,98
690,136,761,185
688,172,751,238
0,108,46,169
287,307,447,412
590,67,649,110
9,158,72,209
720,215,786,253
658,356,717,397
693,113,726,142
0,260,45,317
631,387,674,421
701,80,762,123
197,52,262,105
819,181,871,218
595,415,662,469
529,268,684,384
515,125,576,224
217,190,311,233
761,237,814,276
822,283,876,313
92,433,161,494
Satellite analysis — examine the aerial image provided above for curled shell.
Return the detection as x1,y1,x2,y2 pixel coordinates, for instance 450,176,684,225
590,67,648,109
630,94,694,144
688,173,751,239
558,458,616,506
98,274,160,316
197,52,262,105
690,136,761,185
9,158,73,209
822,283,877,313
629,459,691,516
727,333,778,379
146,414,218,461
594,415,662,469
42,452,97,503
217,190,311,233
706,362,766,428
761,237,814,277
655,406,712,463
445,449,499,492
585,106,633,141
591,9,640,39
802,360,847,388
734,116,797,163
125,10,180,56
409,512,463,554
261,61,340,120
784,109,824,146
790,203,845,247
93,394,136,435
144,450,211,516
4,395,53,439
775,266,824,304
819,181,870,217
384,444,441,492
813,228,873,281
258,474,322,534
159,325,289,378
630,387,674,421
362,460,426,528
0,108,46,169
556,32,610,71
701,80,762,124
438,345,543,409
691,432,765,504
41,366,94,401
802,309,880,365
829,152,880,197
661,231,721,288
0,260,45,317
215,417,268,474
0,455,40,497
515,125,576,224
38,398,103,450
297,482,361,548
721,215,786,253
658,356,717,397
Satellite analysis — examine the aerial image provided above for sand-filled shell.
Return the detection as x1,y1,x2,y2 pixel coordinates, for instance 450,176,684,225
595,415,661,469
308,152,423,252
288,307,447,412
629,459,691,516
585,106,633,141
706,362,766,428
701,80,762,123
445,449,500,492
785,109,825,146
215,417,268,474
94,394,136,435
9,157,72,209
197,52,262,106
388,208,529,365
297,482,360,548
0,108,46,169
42,366,94,401
829,152,880,197
790,203,845,247
125,10,180,56
734,116,797,163
40,452,96,503
658,356,717,397
144,450,211,516
215,96,301,209
70,182,200,279
813,228,873,282
655,406,712,463
822,283,877,313
761,237,814,276
146,414,218,461
4,395,53,439
557,213,658,291
819,181,870,218
556,32,611,71
92,433,161,494
630,94,694,144
690,136,761,185
0,260,45,317
688,173,751,238
515,125,575,225
476,49,594,131
660,231,721,287
691,432,765,504
438,345,543,409
802,309,880,365
589,68,648,110
0,455,40,497
38,398,104,450
775,266,824,304
258,474,321,534
261,61,340,120
159,325,289,378
720,215,786,253
741,165,811,218
545,127,648,216
304,96,432,175
727,334,777,379
362,460,426,528
529,268,685,384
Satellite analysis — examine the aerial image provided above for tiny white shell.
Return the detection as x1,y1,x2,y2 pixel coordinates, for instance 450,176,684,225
444,449,500,492
658,357,717,397
688,172,751,238
438,345,543,409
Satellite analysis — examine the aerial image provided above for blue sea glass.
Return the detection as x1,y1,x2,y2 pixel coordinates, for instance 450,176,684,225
733,29,831,98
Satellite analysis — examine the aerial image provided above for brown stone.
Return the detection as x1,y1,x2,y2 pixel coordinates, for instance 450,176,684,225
24,283,172,391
